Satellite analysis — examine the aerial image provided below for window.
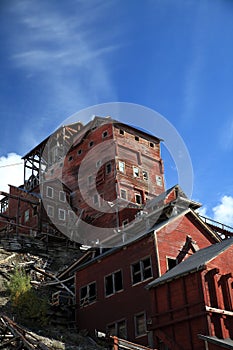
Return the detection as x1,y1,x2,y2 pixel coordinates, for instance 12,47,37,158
68,210,75,222
80,282,96,307
135,312,147,337
167,257,177,270
77,149,82,155
149,142,154,148
96,160,102,168
47,205,54,217
89,141,94,148
156,175,163,187
102,130,108,138
119,129,124,135
135,193,142,205
105,270,123,296
33,205,37,216
68,155,73,161
122,219,129,227
107,320,127,339
24,209,30,223
135,136,139,141
46,186,54,198
59,191,66,202
88,175,93,186
119,161,125,173
58,208,66,221
131,257,152,285
93,194,99,206
106,162,112,174
120,189,127,200
133,167,139,177
143,170,148,181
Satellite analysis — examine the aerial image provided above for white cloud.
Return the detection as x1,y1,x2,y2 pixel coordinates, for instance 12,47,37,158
196,206,207,217
213,195,233,227
0,153,24,197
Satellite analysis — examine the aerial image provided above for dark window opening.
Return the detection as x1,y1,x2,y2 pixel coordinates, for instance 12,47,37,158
131,257,152,285
102,131,108,138
150,142,154,148
89,141,94,147
135,194,142,205
68,156,73,161
167,257,177,270
135,136,139,141
119,129,124,135
77,149,82,155
105,270,123,296
107,320,127,339
143,171,148,180
80,282,96,306
135,313,146,337
106,162,112,174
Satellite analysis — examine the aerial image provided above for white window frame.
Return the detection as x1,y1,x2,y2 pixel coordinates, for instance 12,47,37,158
107,319,127,339
119,161,125,173
58,208,66,221
135,193,142,205
24,209,30,223
120,189,127,200
47,205,54,218
46,186,54,198
156,175,163,187
133,166,139,177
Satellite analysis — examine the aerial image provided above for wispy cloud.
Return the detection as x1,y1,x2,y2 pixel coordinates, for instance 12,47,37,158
7,0,120,130
212,195,233,227
0,153,24,196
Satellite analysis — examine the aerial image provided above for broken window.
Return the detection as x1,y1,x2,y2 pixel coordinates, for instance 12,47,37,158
106,162,112,175
143,170,148,181
46,186,54,198
149,142,154,148
120,189,127,200
131,257,152,285
135,193,142,205
59,191,66,202
102,130,108,138
80,282,96,307
105,270,123,296
119,161,125,173
77,149,82,155
134,312,147,337
96,160,102,168
167,257,177,270
107,320,127,339
133,167,139,177
122,219,129,227
135,136,139,141
89,141,94,147
119,129,125,135
58,208,66,221
156,175,163,187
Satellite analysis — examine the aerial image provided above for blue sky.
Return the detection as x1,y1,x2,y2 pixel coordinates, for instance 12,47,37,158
0,0,233,226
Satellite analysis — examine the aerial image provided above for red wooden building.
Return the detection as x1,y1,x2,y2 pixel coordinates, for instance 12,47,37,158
147,238,233,350
74,187,221,347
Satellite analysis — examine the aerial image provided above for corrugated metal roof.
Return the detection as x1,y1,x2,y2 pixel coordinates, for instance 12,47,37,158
198,335,233,349
147,237,233,289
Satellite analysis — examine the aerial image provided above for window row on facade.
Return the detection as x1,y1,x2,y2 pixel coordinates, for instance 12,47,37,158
106,311,147,339
46,187,66,202
79,257,153,306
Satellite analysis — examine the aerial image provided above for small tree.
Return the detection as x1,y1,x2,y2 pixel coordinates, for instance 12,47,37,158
6,267,48,326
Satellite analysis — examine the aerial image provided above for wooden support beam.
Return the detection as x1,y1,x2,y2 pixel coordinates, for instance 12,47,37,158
205,305,233,317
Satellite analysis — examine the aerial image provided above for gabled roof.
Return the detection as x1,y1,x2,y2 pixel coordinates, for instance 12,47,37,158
147,237,233,289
